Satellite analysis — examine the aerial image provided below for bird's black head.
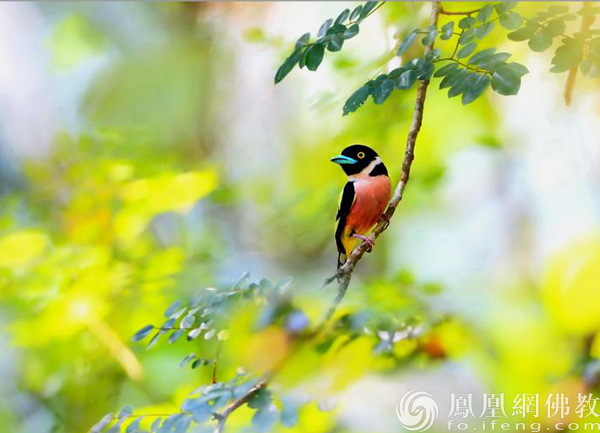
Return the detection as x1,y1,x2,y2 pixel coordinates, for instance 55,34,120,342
331,144,387,177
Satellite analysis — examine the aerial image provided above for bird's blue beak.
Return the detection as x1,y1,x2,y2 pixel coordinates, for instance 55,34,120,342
330,155,357,165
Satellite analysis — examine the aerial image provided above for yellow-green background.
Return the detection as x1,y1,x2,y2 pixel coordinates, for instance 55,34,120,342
0,2,598,433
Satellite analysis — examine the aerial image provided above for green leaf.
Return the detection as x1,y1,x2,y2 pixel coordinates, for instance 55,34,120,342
350,4,363,21
91,414,114,433
274,48,302,84
434,62,459,77
252,404,280,433
126,417,143,433
187,327,202,340
462,73,490,104
280,398,300,428
169,329,184,344
131,325,154,342
335,8,350,25
459,16,477,29
360,1,378,19
499,12,523,30
543,18,565,38
416,60,435,80
388,66,408,79
397,30,418,55
448,76,468,98
578,5,600,17
118,405,134,420
146,331,161,350
395,69,418,89
528,31,552,52
440,21,455,40
425,48,441,61
468,48,496,65
422,27,438,46
550,38,584,72
344,24,360,39
327,34,344,52
343,86,369,115
478,52,511,70
151,418,162,432
164,300,182,318
178,353,196,368
477,5,494,22
495,2,514,15
248,388,273,409
106,424,122,433
372,79,394,104
295,33,310,49
181,314,196,329
508,63,529,77
173,416,191,433
475,22,495,39
305,43,325,71
459,29,475,45
326,24,347,35
507,25,538,41
491,63,527,95
317,19,333,38
191,403,213,423
581,56,600,78
440,68,467,89
457,41,477,59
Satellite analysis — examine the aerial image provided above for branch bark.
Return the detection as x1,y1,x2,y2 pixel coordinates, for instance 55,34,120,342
564,1,593,106
322,0,442,324
213,378,269,433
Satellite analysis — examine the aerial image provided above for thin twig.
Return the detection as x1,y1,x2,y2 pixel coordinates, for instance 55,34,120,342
212,343,222,384
213,378,269,433
321,0,442,325
440,7,480,16
434,57,492,75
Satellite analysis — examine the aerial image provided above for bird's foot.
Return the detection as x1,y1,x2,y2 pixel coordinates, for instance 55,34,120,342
379,212,390,229
351,234,374,252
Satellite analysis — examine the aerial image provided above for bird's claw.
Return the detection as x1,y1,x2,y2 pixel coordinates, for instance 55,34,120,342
379,212,390,229
351,234,374,252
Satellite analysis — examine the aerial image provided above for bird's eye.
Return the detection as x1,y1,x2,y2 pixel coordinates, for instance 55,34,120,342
357,152,365,159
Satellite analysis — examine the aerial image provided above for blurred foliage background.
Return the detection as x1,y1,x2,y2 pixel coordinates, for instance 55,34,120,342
0,2,598,433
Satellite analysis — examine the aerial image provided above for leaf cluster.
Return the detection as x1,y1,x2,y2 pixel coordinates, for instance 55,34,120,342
274,2,381,84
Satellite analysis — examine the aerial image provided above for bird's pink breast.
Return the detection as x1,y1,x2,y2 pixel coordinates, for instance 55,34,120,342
346,176,391,234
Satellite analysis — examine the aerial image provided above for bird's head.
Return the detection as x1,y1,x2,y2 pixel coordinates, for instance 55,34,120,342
330,144,386,178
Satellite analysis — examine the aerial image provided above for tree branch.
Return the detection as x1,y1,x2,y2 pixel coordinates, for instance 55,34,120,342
565,2,593,106
322,0,442,322
213,378,269,433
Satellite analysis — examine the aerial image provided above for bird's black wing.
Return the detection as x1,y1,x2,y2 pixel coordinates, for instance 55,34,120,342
335,181,355,268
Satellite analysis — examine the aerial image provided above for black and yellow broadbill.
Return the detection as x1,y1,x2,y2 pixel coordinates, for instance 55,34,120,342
331,145,391,268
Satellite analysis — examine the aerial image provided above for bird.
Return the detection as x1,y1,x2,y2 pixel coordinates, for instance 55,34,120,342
331,144,391,269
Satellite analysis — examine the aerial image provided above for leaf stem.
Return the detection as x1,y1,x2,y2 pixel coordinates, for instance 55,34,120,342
440,7,481,16
434,57,492,75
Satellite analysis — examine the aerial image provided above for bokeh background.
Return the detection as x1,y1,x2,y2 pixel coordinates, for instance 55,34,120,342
0,2,598,433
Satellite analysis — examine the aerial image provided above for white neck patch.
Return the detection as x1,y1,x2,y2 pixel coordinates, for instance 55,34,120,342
349,156,381,181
